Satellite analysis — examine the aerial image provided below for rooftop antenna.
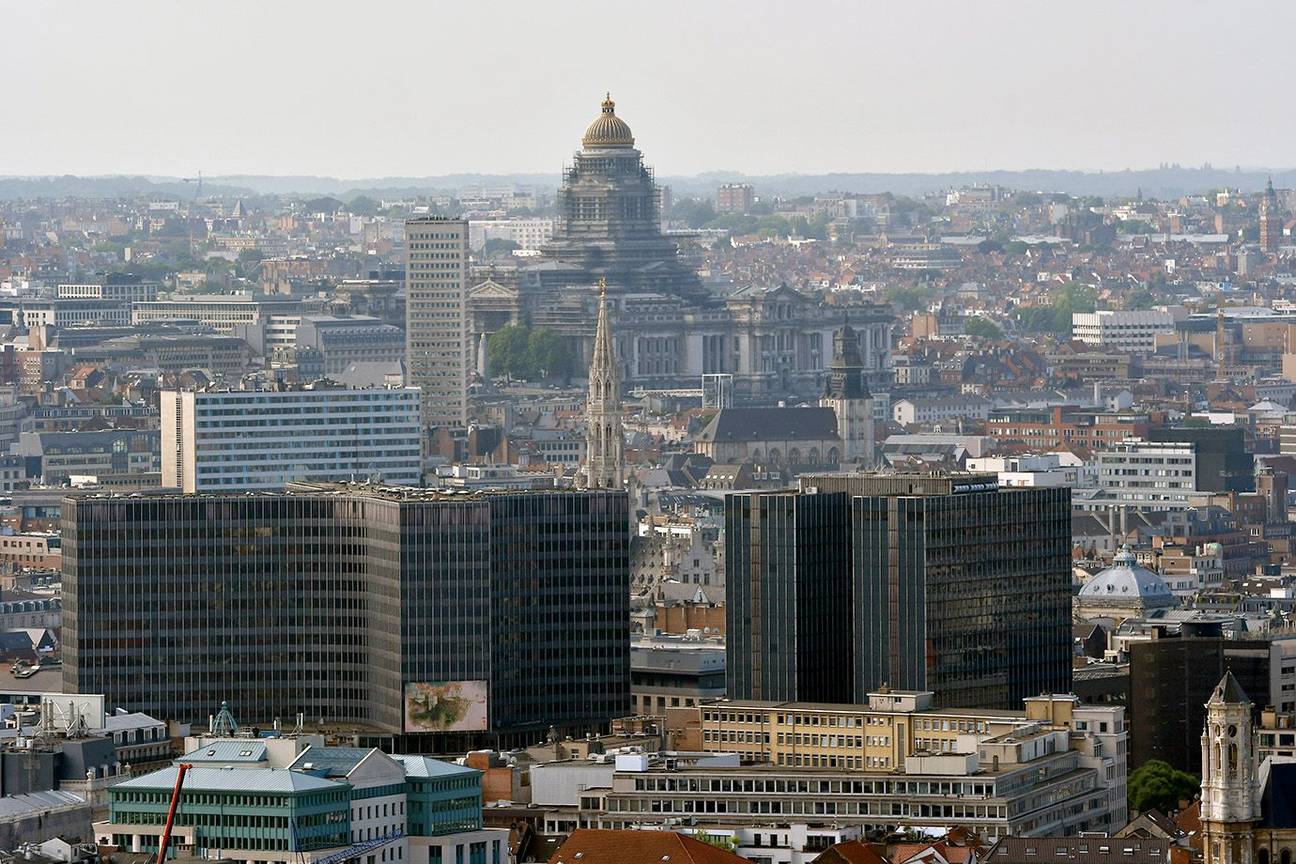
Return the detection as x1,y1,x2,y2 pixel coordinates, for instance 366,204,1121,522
33,700,55,743
65,701,89,739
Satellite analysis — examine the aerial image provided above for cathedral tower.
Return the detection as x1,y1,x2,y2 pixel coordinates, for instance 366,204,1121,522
1202,671,1258,864
584,279,623,489
820,319,875,466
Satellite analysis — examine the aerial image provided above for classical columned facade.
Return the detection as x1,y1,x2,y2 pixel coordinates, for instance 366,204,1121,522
467,95,894,400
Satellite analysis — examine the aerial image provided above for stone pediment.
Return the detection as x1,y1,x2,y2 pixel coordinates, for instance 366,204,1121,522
469,279,518,299
729,282,808,304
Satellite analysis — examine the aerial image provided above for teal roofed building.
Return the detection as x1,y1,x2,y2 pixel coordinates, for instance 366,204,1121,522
103,765,351,858
98,744,507,864
390,755,483,837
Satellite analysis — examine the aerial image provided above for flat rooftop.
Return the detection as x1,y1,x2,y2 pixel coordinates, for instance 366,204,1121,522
68,481,625,504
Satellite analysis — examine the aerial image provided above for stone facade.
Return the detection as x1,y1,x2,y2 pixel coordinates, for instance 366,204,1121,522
466,96,894,401
1198,672,1296,864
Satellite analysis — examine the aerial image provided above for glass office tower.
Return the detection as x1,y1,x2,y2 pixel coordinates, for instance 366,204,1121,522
726,474,1071,710
63,487,629,747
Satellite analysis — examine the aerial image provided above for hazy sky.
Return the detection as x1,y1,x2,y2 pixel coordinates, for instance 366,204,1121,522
5,0,1293,178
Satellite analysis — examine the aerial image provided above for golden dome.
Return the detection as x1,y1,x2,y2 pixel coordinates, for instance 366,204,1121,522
582,93,635,149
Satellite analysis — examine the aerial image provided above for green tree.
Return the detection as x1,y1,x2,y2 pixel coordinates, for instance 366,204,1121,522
483,238,521,257
526,327,573,379
670,198,716,228
1128,759,1199,814
487,325,573,381
1048,282,1098,332
1113,219,1154,235
703,213,791,238
1017,306,1066,334
488,325,530,378
347,195,379,216
886,286,929,313
235,248,264,278
964,316,1002,339
1126,288,1157,310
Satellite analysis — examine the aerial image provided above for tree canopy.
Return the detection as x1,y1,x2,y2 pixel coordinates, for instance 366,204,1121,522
964,316,1002,340
1017,282,1098,334
1128,759,1199,814
886,285,935,313
483,238,521,257
1125,288,1158,310
670,198,716,229
346,195,380,216
487,325,574,381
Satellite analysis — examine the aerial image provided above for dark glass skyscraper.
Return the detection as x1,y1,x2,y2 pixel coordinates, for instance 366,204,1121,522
724,490,854,703
726,474,1072,709
63,486,629,747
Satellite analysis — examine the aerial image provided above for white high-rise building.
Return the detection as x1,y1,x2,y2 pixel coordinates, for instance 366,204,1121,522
161,386,423,492
1094,438,1198,511
467,218,554,252
405,217,469,429
1071,310,1176,352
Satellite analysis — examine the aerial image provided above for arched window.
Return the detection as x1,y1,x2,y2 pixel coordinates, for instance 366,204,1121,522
1258,849,1270,864
1229,743,1239,771
1279,848,1290,864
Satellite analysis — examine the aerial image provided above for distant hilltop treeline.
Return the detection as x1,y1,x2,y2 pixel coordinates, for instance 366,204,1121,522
2,165,1294,202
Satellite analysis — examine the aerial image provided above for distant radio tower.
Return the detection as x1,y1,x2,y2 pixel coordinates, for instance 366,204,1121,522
182,170,204,200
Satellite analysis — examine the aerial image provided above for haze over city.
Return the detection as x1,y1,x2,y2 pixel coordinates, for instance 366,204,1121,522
6,5,1296,864
6,0,1296,178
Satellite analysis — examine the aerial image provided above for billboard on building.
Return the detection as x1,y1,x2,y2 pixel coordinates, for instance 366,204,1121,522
403,681,488,733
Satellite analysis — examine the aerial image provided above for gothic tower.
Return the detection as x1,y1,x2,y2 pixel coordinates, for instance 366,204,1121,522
819,319,875,466
584,280,624,489
1259,178,1281,254
1202,671,1258,864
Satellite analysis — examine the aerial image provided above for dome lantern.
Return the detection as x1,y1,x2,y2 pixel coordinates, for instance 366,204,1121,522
582,93,635,149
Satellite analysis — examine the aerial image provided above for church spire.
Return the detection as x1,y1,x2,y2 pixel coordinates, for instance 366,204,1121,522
584,279,623,489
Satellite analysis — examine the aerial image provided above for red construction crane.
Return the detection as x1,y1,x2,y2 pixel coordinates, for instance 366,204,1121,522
154,763,193,863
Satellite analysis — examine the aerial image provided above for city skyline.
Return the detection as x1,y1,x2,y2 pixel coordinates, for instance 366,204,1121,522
6,0,1296,178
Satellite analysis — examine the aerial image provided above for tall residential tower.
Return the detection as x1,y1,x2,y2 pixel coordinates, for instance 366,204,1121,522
405,216,469,430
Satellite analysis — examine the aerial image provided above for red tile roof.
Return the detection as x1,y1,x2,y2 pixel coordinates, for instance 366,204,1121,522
549,829,753,864
812,840,891,864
